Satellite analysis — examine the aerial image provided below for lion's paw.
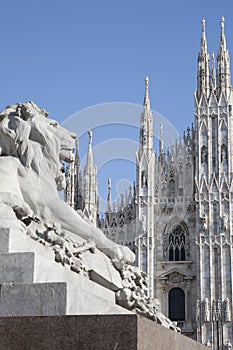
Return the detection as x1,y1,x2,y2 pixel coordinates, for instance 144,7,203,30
102,245,135,264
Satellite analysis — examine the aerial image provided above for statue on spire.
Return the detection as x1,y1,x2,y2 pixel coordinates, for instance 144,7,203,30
108,177,111,191
88,130,93,145
143,75,150,110
221,16,225,32
201,18,205,33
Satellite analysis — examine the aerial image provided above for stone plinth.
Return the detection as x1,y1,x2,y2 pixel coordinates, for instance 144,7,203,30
0,252,34,283
0,227,130,316
0,314,207,350
0,282,67,316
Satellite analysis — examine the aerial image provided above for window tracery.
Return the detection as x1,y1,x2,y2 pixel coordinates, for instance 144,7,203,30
168,224,186,261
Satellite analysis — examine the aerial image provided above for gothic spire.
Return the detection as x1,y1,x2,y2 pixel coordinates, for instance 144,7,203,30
159,123,163,155
211,53,216,91
216,16,231,98
74,139,80,168
140,76,153,152
107,177,112,213
197,18,210,100
220,16,226,52
83,130,98,225
201,18,207,54
86,130,93,169
73,138,83,211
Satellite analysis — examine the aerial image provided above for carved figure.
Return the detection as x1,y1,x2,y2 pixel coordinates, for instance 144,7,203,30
204,340,211,347
0,102,134,264
225,298,231,322
141,171,147,187
201,213,208,232
196,299,200,321
225,340,233,350
223,213,228,231
141,214,147,232
201,146,207,164
221,145,227,164
88,129,93,144
204,298,210,322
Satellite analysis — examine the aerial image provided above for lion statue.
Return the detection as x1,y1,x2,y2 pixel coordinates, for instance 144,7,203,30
0,101,134,264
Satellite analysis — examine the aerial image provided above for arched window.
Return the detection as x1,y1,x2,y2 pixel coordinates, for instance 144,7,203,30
169,288,185,321
168,224,186,261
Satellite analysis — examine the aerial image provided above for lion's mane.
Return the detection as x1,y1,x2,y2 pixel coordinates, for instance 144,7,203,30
0,101,66,183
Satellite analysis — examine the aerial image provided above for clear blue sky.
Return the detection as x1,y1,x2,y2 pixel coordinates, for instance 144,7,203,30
1,0,233,212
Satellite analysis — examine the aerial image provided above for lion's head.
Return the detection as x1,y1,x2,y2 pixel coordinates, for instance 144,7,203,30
0,101,76,190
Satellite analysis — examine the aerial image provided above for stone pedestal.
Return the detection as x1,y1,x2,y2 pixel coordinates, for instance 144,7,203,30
0,315,207,350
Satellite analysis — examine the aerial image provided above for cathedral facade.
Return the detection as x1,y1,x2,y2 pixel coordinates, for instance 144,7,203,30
65,18,233,348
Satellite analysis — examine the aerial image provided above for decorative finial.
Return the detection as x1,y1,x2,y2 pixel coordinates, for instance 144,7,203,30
88,130,93,145
143,76,150,109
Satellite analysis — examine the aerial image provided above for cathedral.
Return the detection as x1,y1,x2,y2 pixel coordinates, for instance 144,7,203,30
65,17,233,349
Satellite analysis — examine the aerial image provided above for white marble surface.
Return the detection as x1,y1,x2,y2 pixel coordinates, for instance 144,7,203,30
0,227,131,316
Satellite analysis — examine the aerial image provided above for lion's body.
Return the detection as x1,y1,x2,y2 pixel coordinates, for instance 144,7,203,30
0,102,134,264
